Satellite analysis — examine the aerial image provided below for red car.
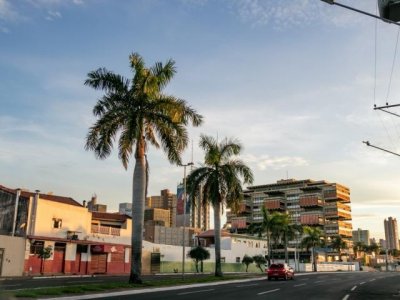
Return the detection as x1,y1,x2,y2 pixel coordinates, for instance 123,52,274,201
267,263,294,280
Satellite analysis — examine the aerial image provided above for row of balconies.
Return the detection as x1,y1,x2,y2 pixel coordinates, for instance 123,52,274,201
91,224,121,236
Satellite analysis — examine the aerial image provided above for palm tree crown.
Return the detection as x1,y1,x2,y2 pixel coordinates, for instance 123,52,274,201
187,135,253,277
85,52,203,283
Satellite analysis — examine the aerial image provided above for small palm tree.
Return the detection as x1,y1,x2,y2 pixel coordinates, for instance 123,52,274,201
85,52,203,283
37,245,52,275
189,246,210,273
187,135,254,277
252,254,267,273
242,255,254,272
300,226,323,272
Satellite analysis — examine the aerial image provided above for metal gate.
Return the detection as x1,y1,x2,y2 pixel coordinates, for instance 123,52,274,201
150,252,160,274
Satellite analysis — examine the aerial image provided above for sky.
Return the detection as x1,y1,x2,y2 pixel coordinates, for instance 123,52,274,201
1,0,400,239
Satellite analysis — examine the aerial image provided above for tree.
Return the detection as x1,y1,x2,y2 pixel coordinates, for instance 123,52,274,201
37,245,52,275
248,208,284,265
252,255,267,273
330,236,347,261
187,135,254,277
189,246,210,273
85,53,203,283
242,255,254,272
283,222,303,263
300,226,323,272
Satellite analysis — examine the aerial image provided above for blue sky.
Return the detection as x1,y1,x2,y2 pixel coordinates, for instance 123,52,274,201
1,0,400,239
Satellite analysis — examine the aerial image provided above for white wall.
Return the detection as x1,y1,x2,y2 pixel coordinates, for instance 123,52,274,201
0,236,25,277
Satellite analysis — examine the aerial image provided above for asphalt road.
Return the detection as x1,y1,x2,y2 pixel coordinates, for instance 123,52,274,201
92,272,400,300
2,272,400,299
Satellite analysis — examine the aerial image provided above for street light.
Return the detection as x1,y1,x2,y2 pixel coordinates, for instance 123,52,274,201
181,162,193,279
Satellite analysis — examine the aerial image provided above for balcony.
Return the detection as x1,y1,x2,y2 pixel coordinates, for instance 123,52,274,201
300,214,323,225
91,224,121,236
264,199,285,211
299,195,323,207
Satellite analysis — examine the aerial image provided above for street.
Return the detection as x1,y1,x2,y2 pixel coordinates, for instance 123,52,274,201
79,272,400,300
2,272,400,299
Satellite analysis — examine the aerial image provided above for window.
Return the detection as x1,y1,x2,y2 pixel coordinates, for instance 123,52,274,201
30,241,44,254
53,218,62,229
221,257,226,263
236,257,241,263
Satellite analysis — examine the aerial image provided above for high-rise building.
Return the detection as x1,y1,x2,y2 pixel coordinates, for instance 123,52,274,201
119,202,132,216
384,217,399,250
228,179,353,251
352,228,370,246
146,189,177,227
176,183,210,230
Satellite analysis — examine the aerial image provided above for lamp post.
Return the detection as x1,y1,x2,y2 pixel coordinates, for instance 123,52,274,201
181,162,193,279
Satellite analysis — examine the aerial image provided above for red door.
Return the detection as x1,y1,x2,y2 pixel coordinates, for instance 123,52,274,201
91,254,107,274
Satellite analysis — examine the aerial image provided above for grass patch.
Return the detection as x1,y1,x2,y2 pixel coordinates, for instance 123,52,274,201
8,274,262,299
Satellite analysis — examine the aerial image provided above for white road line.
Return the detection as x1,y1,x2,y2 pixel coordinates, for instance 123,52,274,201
66,280,104,284
178,289,215,295
342,294,350,300
300,278,310,281
360,282,366,285
369,279,376,282
236,283,258,287
314,280,325,283
257,288,280,295
0,284,21,287
351,286,357,291
294,283,306,287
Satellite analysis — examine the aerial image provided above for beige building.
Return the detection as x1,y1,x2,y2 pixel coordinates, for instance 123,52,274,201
384,217,399,250
146,189,177,227
228,179,353,259
144,208,170,227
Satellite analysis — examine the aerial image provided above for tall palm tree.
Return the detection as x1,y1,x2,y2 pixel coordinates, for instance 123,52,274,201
300,226,323,272
85,52,203,283
187,135,253,277
248,209,288,264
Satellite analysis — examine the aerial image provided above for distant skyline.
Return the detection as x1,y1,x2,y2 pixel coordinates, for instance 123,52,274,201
1,0,400,239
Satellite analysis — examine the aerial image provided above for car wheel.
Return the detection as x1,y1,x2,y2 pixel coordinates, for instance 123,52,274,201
268,277,271,281
284,274,287,281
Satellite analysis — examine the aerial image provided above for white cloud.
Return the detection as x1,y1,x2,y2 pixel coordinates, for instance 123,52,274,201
244,153,308,170
46,10,62,21
0,0,19,21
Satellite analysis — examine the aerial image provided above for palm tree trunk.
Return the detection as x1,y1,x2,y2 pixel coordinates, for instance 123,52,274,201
284,231,289,263
129,143,146,284
312,247,317,272
213,202,223,277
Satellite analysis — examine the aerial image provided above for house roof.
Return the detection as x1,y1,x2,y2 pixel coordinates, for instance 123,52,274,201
92,212,131,222
0,184,83,207
197,229,231,238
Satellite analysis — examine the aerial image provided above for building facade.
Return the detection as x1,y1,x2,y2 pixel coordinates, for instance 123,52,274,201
146,189,177,228
384,217,399,250
228,179,353,256
0,184,157,277
352,228,370,246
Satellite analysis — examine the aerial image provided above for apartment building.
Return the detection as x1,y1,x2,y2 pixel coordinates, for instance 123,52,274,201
384,217,399,250
146,189,177,227
352,228,370,246
228,179,353,254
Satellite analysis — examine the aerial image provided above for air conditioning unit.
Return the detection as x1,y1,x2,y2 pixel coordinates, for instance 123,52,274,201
72,234,78,240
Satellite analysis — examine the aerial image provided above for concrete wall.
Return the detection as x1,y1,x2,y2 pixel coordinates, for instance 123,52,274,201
0,236,26,277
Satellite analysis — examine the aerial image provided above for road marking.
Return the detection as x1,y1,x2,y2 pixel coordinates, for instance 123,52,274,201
342,294,350,300
66,280,104,284
300,278,310,281
294,283,306,287
257,288,280,295
236,283,258,287
314,280,325,283
1,284,21,287
360,282,366,285
178,289,215,295
351,286,357,291
369,279,376,282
